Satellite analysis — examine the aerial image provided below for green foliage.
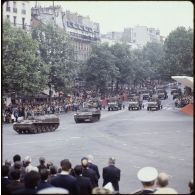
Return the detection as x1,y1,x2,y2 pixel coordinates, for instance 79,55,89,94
3,21,49,96
142,42,164,79
163,27,193,77
82,43,119,94
32,23,77,94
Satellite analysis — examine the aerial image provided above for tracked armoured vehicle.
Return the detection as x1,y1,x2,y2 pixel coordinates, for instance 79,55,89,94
74,107,101,123
13,114,60,134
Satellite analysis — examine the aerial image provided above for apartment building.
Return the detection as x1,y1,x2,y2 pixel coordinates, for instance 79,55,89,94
101,25,161,49
31,6,100,62
3,1,31,31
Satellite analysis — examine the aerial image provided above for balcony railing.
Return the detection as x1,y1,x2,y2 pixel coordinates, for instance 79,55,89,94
13,8,17,13
6,6,11,12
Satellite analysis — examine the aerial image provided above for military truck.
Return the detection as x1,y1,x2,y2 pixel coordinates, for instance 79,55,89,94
128,96,143,110
147,96,162,111
13,114,60,134
171,87,181,95
74,107,101,123
108,100,122,111
172,91,181,100
156,89,168,100
139,90,150,100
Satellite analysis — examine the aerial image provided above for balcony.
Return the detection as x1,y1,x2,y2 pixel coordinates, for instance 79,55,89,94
6,6,11,12
22,9,26,14
13,8,17,13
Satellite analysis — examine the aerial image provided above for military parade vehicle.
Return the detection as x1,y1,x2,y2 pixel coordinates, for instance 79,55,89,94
108,98,122,111
156,89,168,100
13,114,60,134
172,91,181,100
128,96,143,111
139,90,151,100
74,101,101,123
147,96,162,111
170,86,181,95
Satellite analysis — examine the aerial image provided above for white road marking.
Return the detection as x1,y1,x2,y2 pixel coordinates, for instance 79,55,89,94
70,136,81,139
168,156,176,159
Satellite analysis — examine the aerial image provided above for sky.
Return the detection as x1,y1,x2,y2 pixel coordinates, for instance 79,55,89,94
33,1,193,37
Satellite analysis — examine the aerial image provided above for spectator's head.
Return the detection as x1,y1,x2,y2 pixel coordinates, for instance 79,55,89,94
24,171,40,188
154,187,178,194
2,165,10,177
60,159,72,172
5,160,11,167
37,187,69,194
92,187,113,194
10,169,21,180
108,157,115,165
39,157,46,165
74,165,82,176
26,165,39,173
14,161,22,169
13,154,21,162
87,154,94,163
137,167,158,188
24,156,31,166
40,168,49,181
50,165,57,175
81,157,88,168
188,179,193,193
157,172,170,187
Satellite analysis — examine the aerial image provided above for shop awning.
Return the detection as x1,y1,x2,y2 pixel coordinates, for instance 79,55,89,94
171,76,193,91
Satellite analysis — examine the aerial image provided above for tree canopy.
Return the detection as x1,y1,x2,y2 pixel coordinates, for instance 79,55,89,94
32,23,78,94
3,21,49,96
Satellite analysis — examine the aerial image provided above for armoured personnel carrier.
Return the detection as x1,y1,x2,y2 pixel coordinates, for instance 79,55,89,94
13,114,60,134
74,107,101,123
147,96,162,111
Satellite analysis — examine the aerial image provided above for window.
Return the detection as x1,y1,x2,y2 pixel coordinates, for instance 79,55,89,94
22,18,25,29
13,1,16,8
22,2,25,8
13,16,16,26
6,1,10,11
6,15,10,20
22,4,26,15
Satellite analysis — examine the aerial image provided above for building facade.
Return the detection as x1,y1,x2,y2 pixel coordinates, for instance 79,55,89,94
2,1,31,31
101,25,161,49
31,6,100,62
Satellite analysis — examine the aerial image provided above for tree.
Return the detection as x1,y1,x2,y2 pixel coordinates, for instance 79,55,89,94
3,21,49,96
142,42,164,80
32,23,77,94
82,43,119,95
110,43,134,92
163,27,193,77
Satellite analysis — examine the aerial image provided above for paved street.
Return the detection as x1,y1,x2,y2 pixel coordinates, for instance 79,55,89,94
2,92,193,194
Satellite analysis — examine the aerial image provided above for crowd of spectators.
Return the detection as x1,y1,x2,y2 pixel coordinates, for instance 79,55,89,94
2,97,86,124
2,154,193,194
175,95,193,108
